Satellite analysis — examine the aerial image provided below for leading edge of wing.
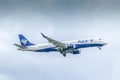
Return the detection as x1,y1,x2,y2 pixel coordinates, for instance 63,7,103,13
41,33,66,48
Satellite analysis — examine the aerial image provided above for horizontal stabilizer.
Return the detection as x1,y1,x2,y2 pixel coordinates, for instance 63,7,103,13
14,44,26,49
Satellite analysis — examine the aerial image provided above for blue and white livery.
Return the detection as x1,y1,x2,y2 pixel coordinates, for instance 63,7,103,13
14,33,107,57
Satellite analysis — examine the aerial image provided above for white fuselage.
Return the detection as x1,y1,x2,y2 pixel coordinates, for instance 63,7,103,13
19,39,107,52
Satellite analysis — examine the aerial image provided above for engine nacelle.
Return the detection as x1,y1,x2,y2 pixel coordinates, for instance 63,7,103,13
66,44,74,49
57,47,63,52
73,50,81,54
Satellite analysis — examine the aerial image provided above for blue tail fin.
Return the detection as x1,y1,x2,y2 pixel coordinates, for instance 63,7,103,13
18,34,34,46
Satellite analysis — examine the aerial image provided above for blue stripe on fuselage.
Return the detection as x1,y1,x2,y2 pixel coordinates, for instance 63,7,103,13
34,43,104,52
75,43,104,49
35,47,57,52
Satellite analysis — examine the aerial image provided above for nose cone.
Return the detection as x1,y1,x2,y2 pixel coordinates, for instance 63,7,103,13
100,40,108,46
98,39,108,46
103,42,108,45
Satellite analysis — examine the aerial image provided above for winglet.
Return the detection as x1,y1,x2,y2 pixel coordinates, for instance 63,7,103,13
41,33,46,38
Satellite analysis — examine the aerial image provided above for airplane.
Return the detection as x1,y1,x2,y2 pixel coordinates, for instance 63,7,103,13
14,33,107,57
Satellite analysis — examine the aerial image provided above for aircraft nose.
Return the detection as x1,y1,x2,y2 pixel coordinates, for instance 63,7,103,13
103,42,108,45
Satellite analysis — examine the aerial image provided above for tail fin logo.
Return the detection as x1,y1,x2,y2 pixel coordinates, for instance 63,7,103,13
21,39,27,46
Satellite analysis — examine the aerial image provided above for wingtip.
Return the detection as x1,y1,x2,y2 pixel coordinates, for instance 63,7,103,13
41,33,46,38
41,33,43,35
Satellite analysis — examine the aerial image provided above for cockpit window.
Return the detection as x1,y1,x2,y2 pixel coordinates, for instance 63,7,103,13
90,39,93,42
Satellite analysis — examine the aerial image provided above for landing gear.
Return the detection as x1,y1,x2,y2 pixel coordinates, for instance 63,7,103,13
79,50,81,54
61,51,67,57
63,53,66,57
98,47,101,50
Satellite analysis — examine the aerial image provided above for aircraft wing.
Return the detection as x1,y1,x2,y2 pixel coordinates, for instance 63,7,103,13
41,33,66,48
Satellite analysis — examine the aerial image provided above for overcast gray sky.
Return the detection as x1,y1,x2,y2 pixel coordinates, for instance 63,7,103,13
0,0,120,80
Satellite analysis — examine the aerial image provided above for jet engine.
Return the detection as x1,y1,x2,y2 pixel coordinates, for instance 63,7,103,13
73,50,81,54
